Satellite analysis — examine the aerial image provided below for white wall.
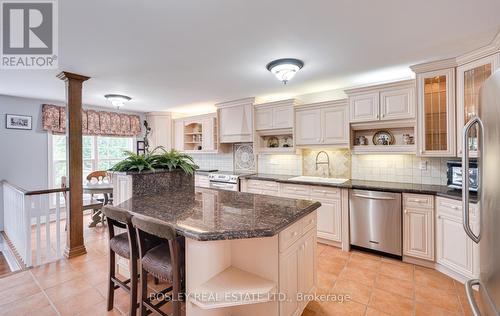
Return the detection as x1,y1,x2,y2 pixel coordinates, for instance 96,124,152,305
0,94,145,230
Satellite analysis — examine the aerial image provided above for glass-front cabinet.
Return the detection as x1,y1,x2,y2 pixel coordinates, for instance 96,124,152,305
456,53,500,156
416,68,456,157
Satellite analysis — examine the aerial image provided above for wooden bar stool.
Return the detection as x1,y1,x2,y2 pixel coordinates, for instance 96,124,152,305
132,215,185,316
102,207,160,316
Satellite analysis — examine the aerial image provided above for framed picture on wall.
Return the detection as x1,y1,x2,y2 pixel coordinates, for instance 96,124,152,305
137,140,145,155
6,114,32,130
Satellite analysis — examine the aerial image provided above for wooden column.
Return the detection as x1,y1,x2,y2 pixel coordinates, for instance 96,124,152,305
57,71,90,259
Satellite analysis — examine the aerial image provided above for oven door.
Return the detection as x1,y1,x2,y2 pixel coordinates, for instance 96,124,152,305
209,181,238,191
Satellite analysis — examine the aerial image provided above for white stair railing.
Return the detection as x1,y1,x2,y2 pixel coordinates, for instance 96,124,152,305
2,180,67,267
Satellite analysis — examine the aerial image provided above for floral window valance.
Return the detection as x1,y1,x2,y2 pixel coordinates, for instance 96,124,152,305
42,104,141,137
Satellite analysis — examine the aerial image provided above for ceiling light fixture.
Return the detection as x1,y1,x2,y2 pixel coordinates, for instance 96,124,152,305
105,94,131,110
266,58,304,84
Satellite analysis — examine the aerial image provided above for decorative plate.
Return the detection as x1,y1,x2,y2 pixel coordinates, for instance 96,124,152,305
234,143,255,172
267,136,279,148
372,130,395,145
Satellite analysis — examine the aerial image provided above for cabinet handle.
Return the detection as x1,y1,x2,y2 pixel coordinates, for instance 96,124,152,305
404,209,408,214
309,219,314,224
292,231,298,237
438,215,442,219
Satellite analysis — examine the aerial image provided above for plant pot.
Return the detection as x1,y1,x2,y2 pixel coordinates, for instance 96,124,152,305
111,169,194,204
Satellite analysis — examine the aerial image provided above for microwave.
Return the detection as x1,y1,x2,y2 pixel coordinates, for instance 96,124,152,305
447,160,478,191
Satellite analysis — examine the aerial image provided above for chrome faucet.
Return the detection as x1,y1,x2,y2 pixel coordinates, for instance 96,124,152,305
315,151,330,177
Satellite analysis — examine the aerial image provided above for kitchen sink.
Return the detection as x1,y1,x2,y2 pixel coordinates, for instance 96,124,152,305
288,176,349,184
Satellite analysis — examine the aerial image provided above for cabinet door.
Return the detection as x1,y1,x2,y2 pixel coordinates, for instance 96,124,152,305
436,213,475,278
173,120,184,151
380,87,415,120
295,109,321,145
279,245,300,316
322,106,349,145
456,53,499,156
273,106,294,129
219,104,253,143
255,107,273,130
403,208,434,260
316,199,342,242
202,117,215,151
349,92,379,123
417,68,456,157
299,232,316,297
147,115,173,150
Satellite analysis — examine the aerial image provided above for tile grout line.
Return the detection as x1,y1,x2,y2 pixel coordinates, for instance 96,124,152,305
29,270,61,316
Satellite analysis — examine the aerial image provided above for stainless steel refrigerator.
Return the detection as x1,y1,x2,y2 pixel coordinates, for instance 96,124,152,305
462,69,500,316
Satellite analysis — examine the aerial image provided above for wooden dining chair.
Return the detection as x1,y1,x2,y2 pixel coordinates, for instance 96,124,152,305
86,171,113,204
61,176,103,230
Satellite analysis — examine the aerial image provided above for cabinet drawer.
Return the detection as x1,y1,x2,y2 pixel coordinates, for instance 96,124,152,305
301,212,317,233
247,179,279,192
310,186,340,200
279,220,302,252
281,183,311,198
404,194,433,209
436,197,477,218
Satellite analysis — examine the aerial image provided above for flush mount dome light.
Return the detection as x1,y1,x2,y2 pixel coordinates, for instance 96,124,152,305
266,58,304,84
105,94,131,109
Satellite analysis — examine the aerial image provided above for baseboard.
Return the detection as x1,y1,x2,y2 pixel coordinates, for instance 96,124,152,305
317,238,341,248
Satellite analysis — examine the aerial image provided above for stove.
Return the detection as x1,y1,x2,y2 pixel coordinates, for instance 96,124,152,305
208,171,255,191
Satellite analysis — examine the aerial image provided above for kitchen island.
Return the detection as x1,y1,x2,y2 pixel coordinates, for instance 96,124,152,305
107,187,321,316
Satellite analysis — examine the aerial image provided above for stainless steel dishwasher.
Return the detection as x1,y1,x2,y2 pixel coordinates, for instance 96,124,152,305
349,189,402,256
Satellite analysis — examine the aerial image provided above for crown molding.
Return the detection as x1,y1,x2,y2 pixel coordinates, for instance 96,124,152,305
455,30,500,66
215,97,255,108
254,98,301,108
410,58,457,74
295,98,347,110
344,79,415,95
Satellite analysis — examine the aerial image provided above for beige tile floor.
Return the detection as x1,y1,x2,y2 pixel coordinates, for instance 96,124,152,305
0,222,478,316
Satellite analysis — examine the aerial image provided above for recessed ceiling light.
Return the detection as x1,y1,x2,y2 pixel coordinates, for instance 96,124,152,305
105,94,131,109
266,58,304,84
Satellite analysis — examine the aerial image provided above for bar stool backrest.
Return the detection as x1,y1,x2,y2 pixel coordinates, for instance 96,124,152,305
102,206,136,251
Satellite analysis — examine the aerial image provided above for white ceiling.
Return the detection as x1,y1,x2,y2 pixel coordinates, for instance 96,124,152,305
1,0,500,114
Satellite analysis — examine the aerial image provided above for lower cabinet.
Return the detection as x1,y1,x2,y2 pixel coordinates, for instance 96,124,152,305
403,193,434,261
241,179,343,244
194,174,210,188
436,197,479,279
279,227,316,316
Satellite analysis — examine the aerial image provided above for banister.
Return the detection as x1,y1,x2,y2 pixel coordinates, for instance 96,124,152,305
2,180,69,196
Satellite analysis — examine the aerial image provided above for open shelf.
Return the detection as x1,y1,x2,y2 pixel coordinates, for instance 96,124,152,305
190,266,277,309
352,126,416,154
255,128,295,155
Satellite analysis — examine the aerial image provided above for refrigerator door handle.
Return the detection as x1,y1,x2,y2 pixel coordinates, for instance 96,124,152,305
462,117,483,244
466,279,482,316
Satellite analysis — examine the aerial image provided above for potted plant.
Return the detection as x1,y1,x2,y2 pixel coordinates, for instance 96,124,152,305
109,148,198,200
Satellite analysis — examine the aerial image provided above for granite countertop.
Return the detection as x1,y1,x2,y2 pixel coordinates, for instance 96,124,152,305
240,173,478,203
106,188,321,241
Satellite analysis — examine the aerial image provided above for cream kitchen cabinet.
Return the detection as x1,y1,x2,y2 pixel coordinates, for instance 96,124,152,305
411,61,457,157
174,113,218,153
456,53,500,156
436,197,479,280
294,100,349,147
216,97,254,143
241,179,343,244
346,80,415,123
254,99,294,130
194,174,210,188
403,194,434,261
279,215,316,316
146,112,173,150
173,119,184,151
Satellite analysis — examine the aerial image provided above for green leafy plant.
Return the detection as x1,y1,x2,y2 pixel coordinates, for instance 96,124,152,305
109,147,198,174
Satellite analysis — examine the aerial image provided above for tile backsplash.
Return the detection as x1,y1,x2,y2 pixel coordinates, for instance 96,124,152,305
351,154,448,185
191,147,448,186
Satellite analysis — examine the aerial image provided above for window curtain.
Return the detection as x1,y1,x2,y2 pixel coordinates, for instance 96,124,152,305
42,104,141,136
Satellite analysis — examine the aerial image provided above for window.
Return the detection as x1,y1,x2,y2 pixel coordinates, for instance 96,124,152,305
50,135,134,187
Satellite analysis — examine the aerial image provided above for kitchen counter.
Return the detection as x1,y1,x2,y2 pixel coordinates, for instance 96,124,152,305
240,173,478,203
105,187,321,241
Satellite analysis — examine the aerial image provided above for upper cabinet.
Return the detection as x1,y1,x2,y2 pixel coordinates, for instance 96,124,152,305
216,97,254,143
146,112,173,150
346,80,415,124
254,99,294,131
173,113,218,153
456,53,500,156
411,59,457,157
295,100,349,147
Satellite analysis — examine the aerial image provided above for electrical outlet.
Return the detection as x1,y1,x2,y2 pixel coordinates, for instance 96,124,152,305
419,160,428,171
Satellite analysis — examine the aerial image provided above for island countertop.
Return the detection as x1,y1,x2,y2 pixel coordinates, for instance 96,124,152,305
105,187,321,241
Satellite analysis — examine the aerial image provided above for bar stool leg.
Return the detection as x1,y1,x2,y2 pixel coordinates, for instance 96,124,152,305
129,258,138,316
140,268,148,316
107,251,116,311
